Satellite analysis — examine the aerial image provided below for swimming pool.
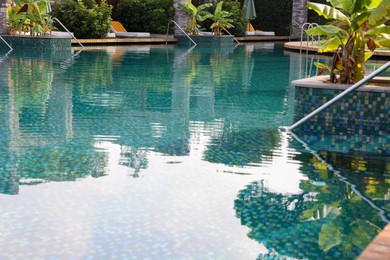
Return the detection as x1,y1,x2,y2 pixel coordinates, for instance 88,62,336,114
0,43,388,259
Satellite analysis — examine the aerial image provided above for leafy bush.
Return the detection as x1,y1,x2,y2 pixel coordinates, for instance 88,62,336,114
114,0,175,34
52,0,112,39
200,0,247,37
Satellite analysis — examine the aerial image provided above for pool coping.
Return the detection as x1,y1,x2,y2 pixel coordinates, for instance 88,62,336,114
284,41,390,57
292,75,390,93
71,35,295,45
358,224,390,259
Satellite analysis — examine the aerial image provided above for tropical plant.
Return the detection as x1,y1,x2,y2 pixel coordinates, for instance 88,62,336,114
178,0,212,35
306,0,390,84
199,0,247,36
207,1,234,35
6,0,55,36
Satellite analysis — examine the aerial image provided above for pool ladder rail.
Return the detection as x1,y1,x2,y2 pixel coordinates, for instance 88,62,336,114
165,20,240,46
166,20,197,46
52,17,84,50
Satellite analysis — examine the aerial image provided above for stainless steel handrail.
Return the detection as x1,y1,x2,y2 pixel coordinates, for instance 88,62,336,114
52,17,84,49
0,35,13,51
166,20,197,46
299,22,319,55
287,61,390,131
222,28,240,45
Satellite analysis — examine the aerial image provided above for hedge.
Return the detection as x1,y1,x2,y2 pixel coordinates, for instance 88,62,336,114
114,0,175,34
52,0,112,39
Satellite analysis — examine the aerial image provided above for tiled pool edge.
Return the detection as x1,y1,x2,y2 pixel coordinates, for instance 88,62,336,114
358,224,390,259
292,75,390,93
293,76,390,259
1,35,71,50
292,75,389,155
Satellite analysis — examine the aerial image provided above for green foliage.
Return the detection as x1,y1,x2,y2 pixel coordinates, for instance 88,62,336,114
178,0,212,34
306,0,390,84
115,0,175,34
208,2,234,35
201,0,247,37
52,0,112,39
6,0,55,36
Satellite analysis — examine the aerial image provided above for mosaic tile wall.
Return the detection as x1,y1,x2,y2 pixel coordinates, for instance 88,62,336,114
2,35,71,50
176,35,235,46
294,87,389,155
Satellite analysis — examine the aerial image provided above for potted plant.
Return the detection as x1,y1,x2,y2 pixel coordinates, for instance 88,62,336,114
305,0,390,84
6,0,55,36
178,0,212,35
177,0,235,45
208,1,234,36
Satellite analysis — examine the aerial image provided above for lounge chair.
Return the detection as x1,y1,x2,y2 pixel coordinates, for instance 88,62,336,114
246,23,275,36
110,21,150,38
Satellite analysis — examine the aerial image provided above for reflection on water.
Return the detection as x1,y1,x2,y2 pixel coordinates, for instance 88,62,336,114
0,44,388,259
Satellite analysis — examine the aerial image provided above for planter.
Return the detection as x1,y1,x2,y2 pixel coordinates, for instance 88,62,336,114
175,34,234,46
1,35,72,50
291,75,389,155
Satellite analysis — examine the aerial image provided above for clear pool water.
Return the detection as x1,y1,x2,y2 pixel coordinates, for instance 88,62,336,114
0,43,388,259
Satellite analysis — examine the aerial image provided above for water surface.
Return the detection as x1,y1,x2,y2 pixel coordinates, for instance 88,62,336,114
0,44,388,259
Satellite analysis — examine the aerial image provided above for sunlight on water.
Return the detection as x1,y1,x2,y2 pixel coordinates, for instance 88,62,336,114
0,44,388,259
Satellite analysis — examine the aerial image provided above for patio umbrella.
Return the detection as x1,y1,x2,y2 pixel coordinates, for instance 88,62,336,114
243,0,257,20
46,1,52,13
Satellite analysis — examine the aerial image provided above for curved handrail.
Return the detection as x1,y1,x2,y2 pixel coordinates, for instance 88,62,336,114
52,17,84,49
166,20,197,46
222,28,240,45
0,35,13,51
299,22,319,54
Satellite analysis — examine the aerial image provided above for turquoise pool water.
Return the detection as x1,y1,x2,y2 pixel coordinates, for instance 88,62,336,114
0,43,388,259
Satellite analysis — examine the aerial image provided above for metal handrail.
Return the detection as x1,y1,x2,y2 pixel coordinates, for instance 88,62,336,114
52,17,84,49
0,35,13,51
299,22,320,55
166,20,197,46
222,28,240,45
287,61,390,131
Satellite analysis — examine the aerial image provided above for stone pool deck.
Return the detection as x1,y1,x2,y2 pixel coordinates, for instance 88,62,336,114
284,41,390,57
358,224,390,260
72,34,294,45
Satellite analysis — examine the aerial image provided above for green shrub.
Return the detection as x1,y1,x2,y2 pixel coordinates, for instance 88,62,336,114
115,0,175,34
52,0,112,39
200,0,247,37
